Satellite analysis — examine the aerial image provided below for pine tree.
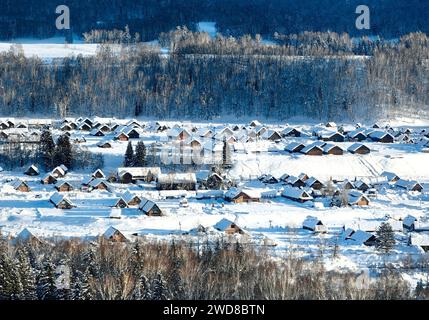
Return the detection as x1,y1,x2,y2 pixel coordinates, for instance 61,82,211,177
151,273,169,300
0,244,23,299
39,130,56,170
167,241,185,299
82,247,99,278
15,246,37,300
222,138,232,169
37,257,58,300
123,141,134,167
71,269,93,300
133,141,146,167
133,273,151,300
54,134,73,169
376,223,396,255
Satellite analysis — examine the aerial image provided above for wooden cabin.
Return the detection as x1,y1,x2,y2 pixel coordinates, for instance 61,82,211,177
282,187,313,203
115,132,129,141
12,180,30,192
225,189,260,203
103,227,128,242
24,164,40,176
303,216,327,233
89,179,109,191
41,173,57,185
117,167,161,183
214,218,245,235
92,169,106,179
301,145,323,156
348,191,370,206
122,190,142,206
285,142,305,153
323,144,343,155
139,198,163,216
55,181,74,192
348,143,370,155
50,192,75,209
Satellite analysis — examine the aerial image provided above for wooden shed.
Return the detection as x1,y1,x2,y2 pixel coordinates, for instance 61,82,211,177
214,218,245,235
139,198,163,216
55,181,74,192
103,227,128,242
24,164,40,176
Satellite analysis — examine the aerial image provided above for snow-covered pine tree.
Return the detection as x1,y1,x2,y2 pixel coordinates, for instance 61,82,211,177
15,246,37,300
82,247,99,278
0,243,23,299
132,273,151,300
151,273,169,300
39,130,56,170
167,241,185,299
133,141,146,167
123,141,134,167
376,222,396,255
54,134,73,169
71,269,93,300
37,257,58,300
131,240,145,277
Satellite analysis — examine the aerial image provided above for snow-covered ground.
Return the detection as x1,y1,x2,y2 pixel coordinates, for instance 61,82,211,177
1,117,429,286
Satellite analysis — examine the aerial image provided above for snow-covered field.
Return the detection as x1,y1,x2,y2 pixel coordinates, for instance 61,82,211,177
1,117,429,286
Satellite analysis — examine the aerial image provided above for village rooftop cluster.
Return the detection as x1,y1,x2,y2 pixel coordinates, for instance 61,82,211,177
0,117,428,268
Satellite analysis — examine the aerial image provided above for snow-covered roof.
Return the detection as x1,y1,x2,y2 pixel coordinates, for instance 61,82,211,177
25,164,39,174
213,218,236,231
381,171,400,182
323,143,343,153
117,167,161,178
139,198,159,212
122,190,140,204
303,216,323,229
285,176,302,184
92,169,106,178
11,179,28,189
347,143,369,152
167,127,190,138
157,173,197,184
284,142,304,152
52,166,67,176
349,230,375,244
89,178,109,188
55,180,73,188
301,143,323,154
403,215,417,228
49,192,74,206
90,128,104,136
306,177,323,187
348,190,369,205
282,186,313,201
103,226,121,238
395,179,422,190
348,129,367,139
369,131,393,140
16,228,38,241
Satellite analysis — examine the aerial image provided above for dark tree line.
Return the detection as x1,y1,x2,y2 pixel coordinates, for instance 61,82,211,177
123,141,147,167
0,236,423,300
0,0,428,41
0,32,428,122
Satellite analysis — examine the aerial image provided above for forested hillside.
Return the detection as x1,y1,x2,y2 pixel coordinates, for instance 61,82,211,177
1,0,428,41
0,31,427,121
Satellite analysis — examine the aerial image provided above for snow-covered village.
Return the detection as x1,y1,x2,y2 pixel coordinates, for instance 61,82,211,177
1,116,429,290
